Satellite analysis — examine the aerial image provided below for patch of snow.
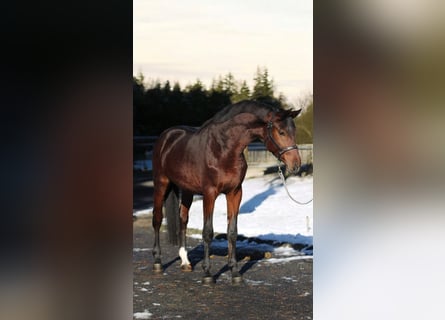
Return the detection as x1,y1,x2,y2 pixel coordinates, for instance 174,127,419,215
134,309,153,319
245,279,267,286
274,246,302,256
187,175,313,239
133,208,151,217
133,248,151,252
282,276,297,282
266,256,313,264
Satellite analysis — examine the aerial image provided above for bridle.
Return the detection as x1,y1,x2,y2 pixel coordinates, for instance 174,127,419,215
266,120,313,206
265,121,299,161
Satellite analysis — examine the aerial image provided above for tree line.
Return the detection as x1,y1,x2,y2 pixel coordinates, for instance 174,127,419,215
133,67,312,144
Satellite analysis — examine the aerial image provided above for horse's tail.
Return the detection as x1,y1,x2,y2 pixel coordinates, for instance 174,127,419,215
165,184,180,245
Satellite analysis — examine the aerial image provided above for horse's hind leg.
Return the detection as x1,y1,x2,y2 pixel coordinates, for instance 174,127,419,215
201,191,216,283
178,191,193,271
152,176,169,272
226,187,243,283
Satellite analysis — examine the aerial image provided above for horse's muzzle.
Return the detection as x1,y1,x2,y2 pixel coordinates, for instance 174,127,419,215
288,164,300,175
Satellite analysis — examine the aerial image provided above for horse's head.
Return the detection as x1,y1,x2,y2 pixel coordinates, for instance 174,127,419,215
264,109,302,175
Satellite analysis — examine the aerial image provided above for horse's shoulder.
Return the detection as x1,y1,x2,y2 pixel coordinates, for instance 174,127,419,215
159,126,197,140
164,125,197,133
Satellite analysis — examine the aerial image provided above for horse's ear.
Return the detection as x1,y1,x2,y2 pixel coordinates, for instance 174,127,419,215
277,109,302,120
290,109,302,118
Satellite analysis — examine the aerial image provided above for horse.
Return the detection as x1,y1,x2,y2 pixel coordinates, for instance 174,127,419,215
151,100,301,283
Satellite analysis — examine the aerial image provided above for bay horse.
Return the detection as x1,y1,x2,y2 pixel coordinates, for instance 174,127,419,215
151,100,301,283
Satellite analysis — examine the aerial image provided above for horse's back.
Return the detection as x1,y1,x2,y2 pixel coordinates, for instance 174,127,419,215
152,126,201,179
154,126,197,154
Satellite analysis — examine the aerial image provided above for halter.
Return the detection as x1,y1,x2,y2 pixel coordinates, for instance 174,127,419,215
266,121,312,205
266,121,299,160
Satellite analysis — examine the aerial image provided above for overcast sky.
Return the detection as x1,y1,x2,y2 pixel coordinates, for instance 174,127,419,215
133,0,313,103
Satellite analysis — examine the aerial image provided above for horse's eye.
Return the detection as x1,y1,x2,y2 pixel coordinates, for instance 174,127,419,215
279,131,285,136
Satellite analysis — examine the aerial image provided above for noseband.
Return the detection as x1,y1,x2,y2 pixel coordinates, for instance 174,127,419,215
266,121,299,160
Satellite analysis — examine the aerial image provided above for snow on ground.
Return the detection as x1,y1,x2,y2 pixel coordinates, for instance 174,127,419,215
187,174,313,241
134,174,313,248
133,309,153,319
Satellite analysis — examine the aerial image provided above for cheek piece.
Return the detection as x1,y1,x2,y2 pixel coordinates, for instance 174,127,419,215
265,121,298,160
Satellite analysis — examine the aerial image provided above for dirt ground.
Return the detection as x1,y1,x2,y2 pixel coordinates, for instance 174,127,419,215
133,215,313,320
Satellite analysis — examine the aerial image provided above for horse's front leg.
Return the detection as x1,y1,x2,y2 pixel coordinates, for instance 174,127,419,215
226,187,243,283
201,191,216,283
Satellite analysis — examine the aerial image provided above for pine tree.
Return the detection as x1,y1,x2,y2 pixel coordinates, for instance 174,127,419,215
252,66,274,100
163,80,171,92
185,78,205,92
223,72,237,95
211,76,225,93
231,80,250,103
295,94,313,144
261,68,274,97
134,71,145,87
172,82,181,93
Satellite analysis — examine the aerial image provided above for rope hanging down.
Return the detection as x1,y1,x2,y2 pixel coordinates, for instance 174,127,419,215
277,164,313,205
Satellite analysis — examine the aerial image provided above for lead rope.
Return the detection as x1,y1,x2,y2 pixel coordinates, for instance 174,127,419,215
277,164,313,205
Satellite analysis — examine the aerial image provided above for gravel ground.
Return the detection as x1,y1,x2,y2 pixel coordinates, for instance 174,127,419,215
133,215,313,320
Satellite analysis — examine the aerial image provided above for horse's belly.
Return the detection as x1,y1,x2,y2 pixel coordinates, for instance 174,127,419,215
166,164,204,194
219,173,245,194
174,179,203,195
167,166,245,195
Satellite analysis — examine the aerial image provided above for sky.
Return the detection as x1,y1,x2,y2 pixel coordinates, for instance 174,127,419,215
133,0,313,103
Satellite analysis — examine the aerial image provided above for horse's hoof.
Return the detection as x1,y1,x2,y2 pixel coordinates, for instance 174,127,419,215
181,264,193,272
202,275,214,285
153,263,163,273
231,274,243,285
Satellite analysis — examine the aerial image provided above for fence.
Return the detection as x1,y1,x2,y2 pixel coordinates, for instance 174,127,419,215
134,136,313,169
245,142,313,167
134,136,158,160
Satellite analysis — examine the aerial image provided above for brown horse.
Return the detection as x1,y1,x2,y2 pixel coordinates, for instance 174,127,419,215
151,100,301,283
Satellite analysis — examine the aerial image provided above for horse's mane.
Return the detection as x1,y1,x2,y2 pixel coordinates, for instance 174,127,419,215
201,100,280,128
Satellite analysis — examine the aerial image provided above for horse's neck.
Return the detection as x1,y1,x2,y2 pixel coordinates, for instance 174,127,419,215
211,116,265,154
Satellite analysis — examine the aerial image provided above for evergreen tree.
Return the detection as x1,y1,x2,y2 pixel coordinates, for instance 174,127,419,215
231,80,250,103
252,66,274,100
132,69,297,135
277,92,290,109
223,72,237,96
133,75,146,104
163,80,171,93
183,79,208,126
185,78,205,92
134,72,145,87
260,68,274,97
133,75,146,135
211,76,225,93
172,81,181,92
295,94,313,144
169,82,183,125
